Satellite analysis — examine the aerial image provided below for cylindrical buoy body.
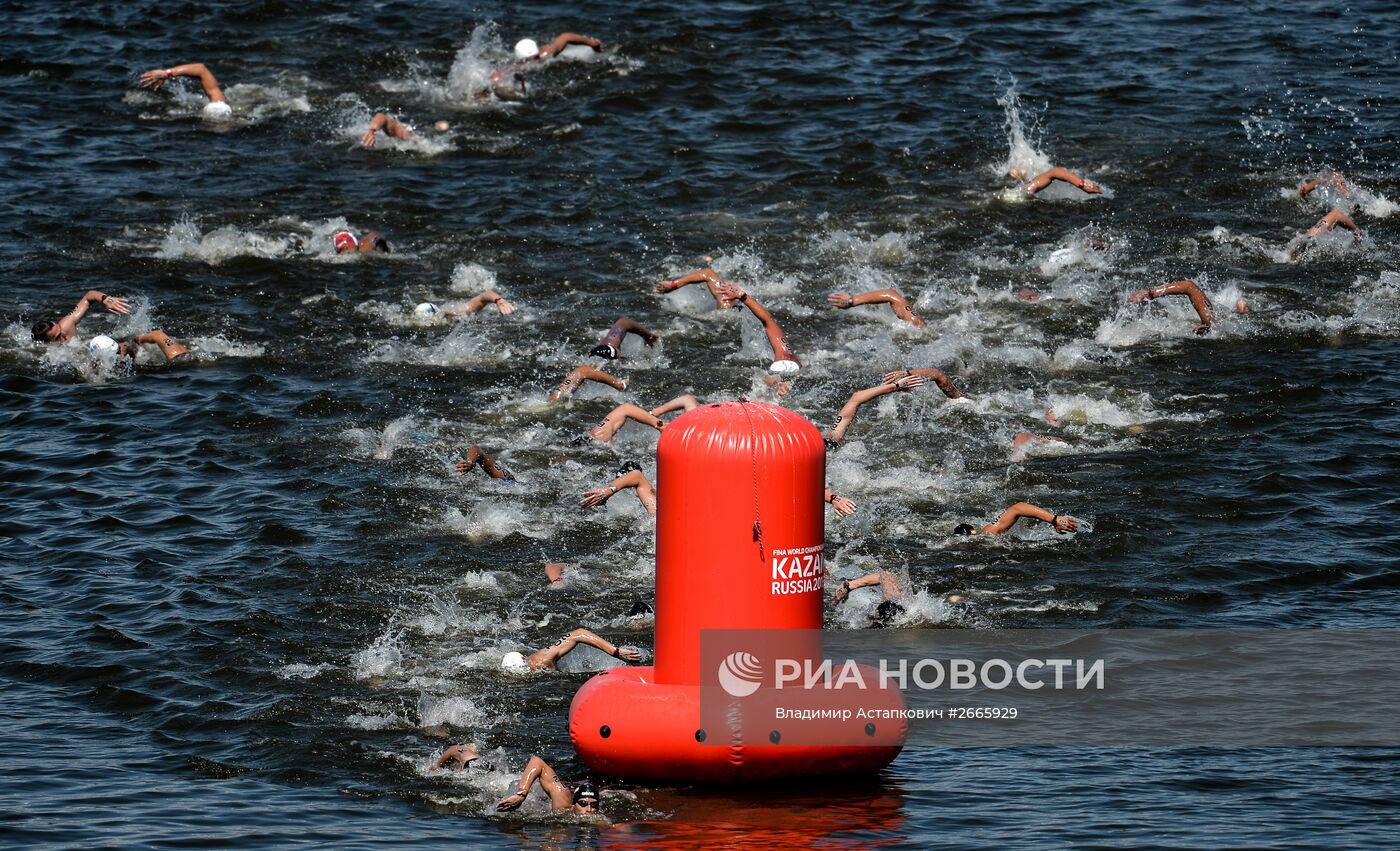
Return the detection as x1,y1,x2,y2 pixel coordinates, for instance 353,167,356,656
655,401,826,685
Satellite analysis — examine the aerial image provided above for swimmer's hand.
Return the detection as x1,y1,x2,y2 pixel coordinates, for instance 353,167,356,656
1052,515,1079,534
1079,179,1102,194
90,292,132,315
615,647,641,663
1126,289,1153,305
581,487,614,508
832,579,851,604
455,458,477,475
495,298,516,316
360,128,378,148
714,282,747,308
827,292,856,309
433,743,480,771
881,373,926,392
496,790,528,812
831,495,857,517
139,68,172,90
655,280,676,294
1193,322,1212,336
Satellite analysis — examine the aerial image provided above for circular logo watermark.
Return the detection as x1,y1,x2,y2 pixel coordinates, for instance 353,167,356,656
717,651,763,697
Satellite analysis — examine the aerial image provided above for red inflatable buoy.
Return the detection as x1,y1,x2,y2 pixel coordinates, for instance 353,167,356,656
569,401,905,783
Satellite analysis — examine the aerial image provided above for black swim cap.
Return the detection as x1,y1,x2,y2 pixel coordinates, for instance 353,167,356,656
573,781,599,803
953,523,978,536
627,600,654,617
589,344,619,360
614,459,641,477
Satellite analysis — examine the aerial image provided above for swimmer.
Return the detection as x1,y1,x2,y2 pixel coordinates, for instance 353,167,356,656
580,463,656,515
1285,208,1364,260
332,230,391,254
591,318,658,360
550,364,627,402
500,628,642,674
824,373,927,448
544,562,572,590
1126,279,1214,335
832,570,903,608
1010,431,1068,462
656,266,728,309
578,402,663,444
1298,170,1352,200
432,743,488,772
496,755,605,817
359,112,452,148
953,502,1078,536
439,290,515,317
31,290,189,361
455,445,515,480
1017,287,1043,302
824,489,857,517
882,368,964,400
714,283,800,373
827,289,926,328
513,33,605,62
1008,166,1101,195
138,62,231,118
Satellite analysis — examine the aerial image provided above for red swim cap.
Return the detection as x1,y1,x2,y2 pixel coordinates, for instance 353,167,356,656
333,231,358,253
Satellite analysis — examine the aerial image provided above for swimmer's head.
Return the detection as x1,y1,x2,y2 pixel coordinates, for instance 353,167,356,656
432,120,450,132
627,600,654,618
203,100,232,120
514,38,540,60
769,359,800,374
413,302,439,317
953,523,979,536
500,651,530,674
1007,166,1029,181
1235,298,1249,315
31,320,60,342
572,781,600,812
590,343,619,360
614,459,642,477
333,231,359,254
88,334,119,354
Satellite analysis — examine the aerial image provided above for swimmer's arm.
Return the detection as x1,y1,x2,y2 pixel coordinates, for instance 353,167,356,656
445,291,514,316
828,289,926,327
550,364,625,401
1298,178,1323,197
828,376,924,443
1024,167,1099,195
649,394,699,417
131,329,189,361
656,268,721,293
540,32,603,57
361,113,412,148
498,755,567,811
432,743,481,771
140,63,224,102
716,284,800,362
581,469,656,515
824,488,857,516
1320,209,1362,237
568,628,641,662
615,318,659,346
455,445,514,480
984,502,1077,535
885,368,961,399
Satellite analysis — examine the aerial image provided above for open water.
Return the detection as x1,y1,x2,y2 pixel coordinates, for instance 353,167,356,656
3,1,1399,847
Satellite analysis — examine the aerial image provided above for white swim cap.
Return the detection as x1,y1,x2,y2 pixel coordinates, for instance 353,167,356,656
501,651,530,674
88,334,119,354
514,38,540,59
769,359,801,374
413,302,439,317
203,100,232,120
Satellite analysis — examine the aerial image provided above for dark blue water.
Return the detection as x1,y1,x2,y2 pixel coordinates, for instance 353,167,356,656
4,0,1399,847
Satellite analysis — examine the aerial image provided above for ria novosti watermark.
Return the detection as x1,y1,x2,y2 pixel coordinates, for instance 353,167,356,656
700,629,1400,747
